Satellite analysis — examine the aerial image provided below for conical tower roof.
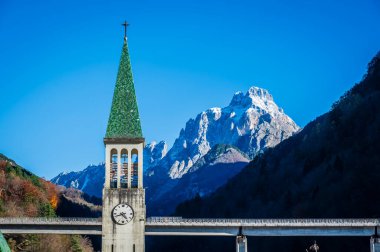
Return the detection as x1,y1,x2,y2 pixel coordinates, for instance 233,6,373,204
105,37,143,140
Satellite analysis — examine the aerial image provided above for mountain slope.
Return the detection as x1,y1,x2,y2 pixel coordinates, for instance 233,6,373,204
144,141,168,172
0,153,98,251
52,86,299,215
173,52,380,251
51,141,168,198
0,154,58,217
144,86,299,214
147,144,249,215
147,86,299,180
51,164,105,198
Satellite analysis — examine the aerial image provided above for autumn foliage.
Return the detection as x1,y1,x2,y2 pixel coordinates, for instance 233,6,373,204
0,154,94,251
0,160,58,217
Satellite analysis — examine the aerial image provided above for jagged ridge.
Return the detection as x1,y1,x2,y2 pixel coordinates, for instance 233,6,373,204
147,86,299,180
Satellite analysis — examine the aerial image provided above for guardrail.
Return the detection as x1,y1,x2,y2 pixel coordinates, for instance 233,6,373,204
1,217,379,227
0,217,101,225
146,217,380,227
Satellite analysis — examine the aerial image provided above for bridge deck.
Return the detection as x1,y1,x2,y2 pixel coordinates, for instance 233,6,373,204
0,218,102,235
0,217,378,236
146,217,380,236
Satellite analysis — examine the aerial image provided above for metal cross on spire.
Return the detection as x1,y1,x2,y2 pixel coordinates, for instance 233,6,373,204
122,21,129,39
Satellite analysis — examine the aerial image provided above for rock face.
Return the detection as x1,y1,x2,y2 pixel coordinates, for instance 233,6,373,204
144,86,299,215
52,86,299,215
147,144,250,215
143,141,168,172
147,86,299,180
169,52,380,252
51,164,105,198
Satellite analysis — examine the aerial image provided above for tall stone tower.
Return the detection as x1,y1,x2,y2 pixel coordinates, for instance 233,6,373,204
102,25,145,252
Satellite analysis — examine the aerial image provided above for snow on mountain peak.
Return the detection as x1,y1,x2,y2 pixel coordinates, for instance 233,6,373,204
247,86,273,101
229,91,246,106
147,86,300,179
206,107,222,120
229,86,277,114
52,86,301,207
143,140,168,171
146,141,157,149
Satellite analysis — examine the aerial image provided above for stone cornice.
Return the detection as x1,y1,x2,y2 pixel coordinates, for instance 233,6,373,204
103,137,145,145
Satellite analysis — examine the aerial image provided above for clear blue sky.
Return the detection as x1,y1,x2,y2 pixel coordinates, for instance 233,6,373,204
0,0,379,179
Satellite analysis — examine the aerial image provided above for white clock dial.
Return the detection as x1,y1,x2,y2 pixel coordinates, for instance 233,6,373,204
112,203,134,225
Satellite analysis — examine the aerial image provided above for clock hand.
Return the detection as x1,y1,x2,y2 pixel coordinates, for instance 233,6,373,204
121,213,128,219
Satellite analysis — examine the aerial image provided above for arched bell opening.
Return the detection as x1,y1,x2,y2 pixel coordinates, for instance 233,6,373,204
131,149,138,188
110,149,118,188
120,149,128,188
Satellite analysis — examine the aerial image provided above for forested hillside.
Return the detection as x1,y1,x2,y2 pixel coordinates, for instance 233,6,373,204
0,154,99,251
177,52,380,218
0,154,58,217
155,53,380,252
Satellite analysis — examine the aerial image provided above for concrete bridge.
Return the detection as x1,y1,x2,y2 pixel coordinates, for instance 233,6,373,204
0,217,101,235
1,217,379,251
147,217,380,236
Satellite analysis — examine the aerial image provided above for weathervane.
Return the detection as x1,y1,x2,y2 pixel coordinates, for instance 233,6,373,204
122,21,129,39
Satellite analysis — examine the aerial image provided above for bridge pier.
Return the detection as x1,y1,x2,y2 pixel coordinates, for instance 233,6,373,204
371,237,380,252
236,235,247,252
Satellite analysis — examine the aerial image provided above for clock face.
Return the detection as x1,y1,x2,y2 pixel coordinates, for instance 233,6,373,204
112,203,134,225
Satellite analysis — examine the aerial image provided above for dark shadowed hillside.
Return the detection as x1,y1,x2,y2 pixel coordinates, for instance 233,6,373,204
147,144,249,215
177,52,380,219
154,52,380,252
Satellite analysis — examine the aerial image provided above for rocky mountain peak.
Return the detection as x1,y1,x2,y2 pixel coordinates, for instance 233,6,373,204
147,85,300,179
229,91,247,107
229,86,277,115
52,85,301,211
247,86,273,100
144,141,168,171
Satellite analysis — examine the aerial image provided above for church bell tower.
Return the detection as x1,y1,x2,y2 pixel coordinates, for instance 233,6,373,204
102,22,145,252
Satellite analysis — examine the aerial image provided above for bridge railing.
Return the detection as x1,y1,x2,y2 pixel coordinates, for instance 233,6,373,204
146,217,380,227
0,217,101,225
1,217,379,227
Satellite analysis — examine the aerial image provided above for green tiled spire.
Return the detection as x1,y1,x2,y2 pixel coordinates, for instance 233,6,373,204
105,38,143,139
